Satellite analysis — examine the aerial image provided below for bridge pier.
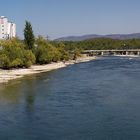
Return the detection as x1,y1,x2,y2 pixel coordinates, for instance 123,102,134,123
126,51,129,55
113,52,117,55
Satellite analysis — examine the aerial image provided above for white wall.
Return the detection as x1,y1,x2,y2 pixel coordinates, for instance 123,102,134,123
0,16,16,39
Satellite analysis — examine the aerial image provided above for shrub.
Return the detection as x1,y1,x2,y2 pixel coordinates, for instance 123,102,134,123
0,54,10,69
10,58,23,68
0,38,35,69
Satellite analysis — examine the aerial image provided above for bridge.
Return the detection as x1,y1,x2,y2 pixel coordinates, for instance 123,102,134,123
82,49,140,56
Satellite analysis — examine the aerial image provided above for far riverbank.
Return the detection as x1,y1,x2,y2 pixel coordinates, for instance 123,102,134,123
0,56,96,84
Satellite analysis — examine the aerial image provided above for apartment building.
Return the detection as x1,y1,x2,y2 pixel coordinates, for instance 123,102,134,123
0,16,16,39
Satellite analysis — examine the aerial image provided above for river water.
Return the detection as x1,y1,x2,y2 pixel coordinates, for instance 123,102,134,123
0,56,140,140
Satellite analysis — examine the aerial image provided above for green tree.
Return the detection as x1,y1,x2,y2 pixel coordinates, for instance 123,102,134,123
0,54,10,69
35,43,54,64
0,38,35,69
24,21,35,50
53,42,70,60
73,48,81,60
24,50,36,68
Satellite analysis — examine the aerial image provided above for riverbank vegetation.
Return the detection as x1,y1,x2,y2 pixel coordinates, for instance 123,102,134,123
0,21,73,69
0,38,35,69
0,21,140,69
0,37,72,69
62,38,140,50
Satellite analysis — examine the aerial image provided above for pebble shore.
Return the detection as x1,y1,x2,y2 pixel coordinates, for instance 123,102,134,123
0,56,96,83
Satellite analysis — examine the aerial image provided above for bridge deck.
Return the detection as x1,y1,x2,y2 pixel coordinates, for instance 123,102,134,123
83,49,140,52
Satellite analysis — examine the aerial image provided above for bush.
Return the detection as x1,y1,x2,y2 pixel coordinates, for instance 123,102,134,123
0,38,35,69
25,61,32,68
0,37,71,69
10,58,23,68
0,54,10,69
24,50,36,65
35,37,61,64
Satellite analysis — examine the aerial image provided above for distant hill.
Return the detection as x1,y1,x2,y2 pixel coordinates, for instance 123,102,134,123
55,33,140,41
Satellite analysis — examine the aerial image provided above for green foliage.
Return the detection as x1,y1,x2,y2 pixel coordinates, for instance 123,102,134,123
1,34,140,70
10,58,23,68
35,37,52,64
62,38,140,50
25,61,32,68
73,48,81,60
35,36,70,64
57,42,70,61
0,38,35,69
35,45,51,64
24,21,35,50
0,54,10,69
24,50,36,66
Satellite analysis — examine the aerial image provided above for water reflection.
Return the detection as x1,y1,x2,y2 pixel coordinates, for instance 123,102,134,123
0,81,22,104
25,80,36,112
0,74,39,106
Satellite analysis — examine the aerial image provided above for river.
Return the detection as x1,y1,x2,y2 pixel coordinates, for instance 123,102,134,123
0,56,140,140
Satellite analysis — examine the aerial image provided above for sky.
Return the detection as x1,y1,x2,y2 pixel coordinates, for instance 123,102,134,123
1,0,140,39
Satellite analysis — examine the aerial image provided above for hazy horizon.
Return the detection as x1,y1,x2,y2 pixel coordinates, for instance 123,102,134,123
1,0,140,39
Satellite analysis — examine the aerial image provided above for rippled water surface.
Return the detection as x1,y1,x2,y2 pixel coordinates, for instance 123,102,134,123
0,57,140,140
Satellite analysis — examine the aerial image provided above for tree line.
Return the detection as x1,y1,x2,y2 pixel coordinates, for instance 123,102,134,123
61,38,140,50
0,21,71,69
0,21,140,69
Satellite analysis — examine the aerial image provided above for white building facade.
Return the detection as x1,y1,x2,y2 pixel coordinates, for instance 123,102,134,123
0,16,16,39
